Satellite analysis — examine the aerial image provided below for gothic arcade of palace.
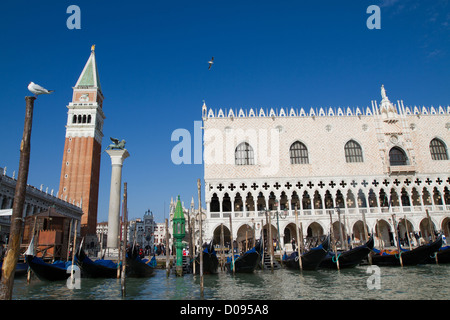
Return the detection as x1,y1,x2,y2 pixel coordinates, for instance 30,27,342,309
202,87,450,251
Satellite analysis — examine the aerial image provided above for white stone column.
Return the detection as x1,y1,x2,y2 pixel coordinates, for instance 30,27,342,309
106,149,130,250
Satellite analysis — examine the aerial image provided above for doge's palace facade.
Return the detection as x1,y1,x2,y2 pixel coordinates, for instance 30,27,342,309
202,86,450,251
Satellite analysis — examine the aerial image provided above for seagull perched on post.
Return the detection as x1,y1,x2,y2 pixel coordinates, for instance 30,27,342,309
28,82,54,97
208,57,214,70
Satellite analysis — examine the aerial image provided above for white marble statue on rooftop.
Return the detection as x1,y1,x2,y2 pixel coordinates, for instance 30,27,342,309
381,84,387,100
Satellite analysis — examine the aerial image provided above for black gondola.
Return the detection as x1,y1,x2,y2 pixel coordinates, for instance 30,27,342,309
126,247,156,277
225,240,263,273
424,245,450,264
282,235,330,271
193,241,219,274
371,235,443,266
76,249,119,278
25,255,72,281
319,236,374,269
0,261,28,279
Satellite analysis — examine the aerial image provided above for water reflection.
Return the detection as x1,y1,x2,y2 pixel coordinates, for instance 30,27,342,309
11,265,450,300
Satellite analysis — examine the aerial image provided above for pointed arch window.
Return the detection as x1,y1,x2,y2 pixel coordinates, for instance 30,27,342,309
389,147,408,166
235,142,254,165
430,138,448,160
345,140,363,163
290,141,309,164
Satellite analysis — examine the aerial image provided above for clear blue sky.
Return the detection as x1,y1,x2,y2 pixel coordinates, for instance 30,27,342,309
0,0,449,223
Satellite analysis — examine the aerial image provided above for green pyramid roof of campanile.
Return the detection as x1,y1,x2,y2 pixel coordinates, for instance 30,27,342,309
174,196,185,220
75,46,102,91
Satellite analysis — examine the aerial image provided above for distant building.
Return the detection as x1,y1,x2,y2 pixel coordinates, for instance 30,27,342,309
97,210,158,253
143,210,157,249
202,86,450,251
154,222,167,245
96,221,108,251
0,167,83,247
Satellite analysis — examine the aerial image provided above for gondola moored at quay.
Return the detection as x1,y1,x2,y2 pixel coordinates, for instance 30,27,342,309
282,235,330,271
76,248,119,278
192,241,219,274
425,245,450,264
126,247,156,277
371,235,443,266
225,239,263,273
319,236,374,269
25,255,73,281
24,235,75,281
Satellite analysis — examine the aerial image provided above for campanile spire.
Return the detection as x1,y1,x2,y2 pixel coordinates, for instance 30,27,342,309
59,46,105,237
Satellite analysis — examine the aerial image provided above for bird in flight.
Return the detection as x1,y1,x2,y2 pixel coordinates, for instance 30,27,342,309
28,82,54,97
208,57,214,70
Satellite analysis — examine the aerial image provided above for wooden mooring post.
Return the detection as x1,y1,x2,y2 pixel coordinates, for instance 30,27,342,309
121,182,128,297
0,97,36,300
425,210,438,264
165,218,170,276
197,179,204,297
27,216,37,283
329,211,340,270
66,219,73,262
220,223,225,270
391,214,403,267
229,216,235,275
260,219,265,270
294,206,303,271
265,211,274,272
70,220,78,285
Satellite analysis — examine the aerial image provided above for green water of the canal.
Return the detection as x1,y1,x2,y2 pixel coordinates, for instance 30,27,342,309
10,264,450,300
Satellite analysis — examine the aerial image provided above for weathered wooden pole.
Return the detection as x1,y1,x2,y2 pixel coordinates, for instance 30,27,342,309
269,212,275,272
361,210,369,242
337,208,345,251
197,179,204,296
220,223,225,270
117,201,123,279
27,216,37,283
260,219,265,270
245,230,248,252
187,206,193,266
191,217,196,275
329,211,340,270
252,221,256,248
266,211,274,272
229,216,235,275
403,215,412,251
426,209,436,242
294,205,303,271
391,214,403,267
342,211,349,251
425,210,438,264
346,215,353,248
165,218,170,276
121,183,128,297
0,97,36,300
70,220,78,285
299,222,305,254
66,219,73,261
376,219,383,250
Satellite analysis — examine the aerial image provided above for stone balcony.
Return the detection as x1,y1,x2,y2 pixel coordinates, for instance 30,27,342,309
388,165,416,174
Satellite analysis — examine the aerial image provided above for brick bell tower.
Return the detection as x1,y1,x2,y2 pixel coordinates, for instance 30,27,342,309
59,45,105,237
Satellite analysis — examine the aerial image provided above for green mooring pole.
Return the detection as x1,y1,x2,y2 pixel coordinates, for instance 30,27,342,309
173,196,186,276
